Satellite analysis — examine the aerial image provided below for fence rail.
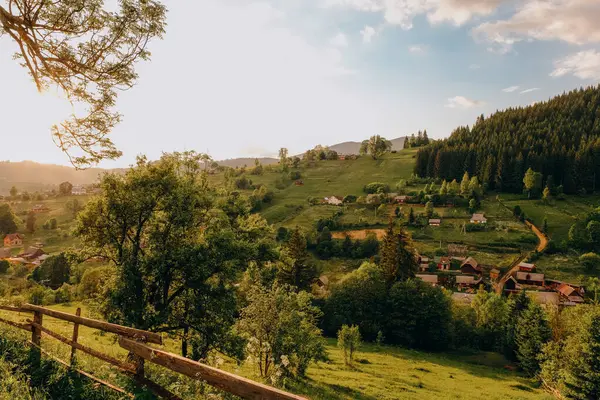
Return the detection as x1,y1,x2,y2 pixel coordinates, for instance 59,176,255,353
0,303,307,400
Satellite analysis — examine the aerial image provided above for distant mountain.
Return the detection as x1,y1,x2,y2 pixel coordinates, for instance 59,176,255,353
328,137,406,155
0,161,115,195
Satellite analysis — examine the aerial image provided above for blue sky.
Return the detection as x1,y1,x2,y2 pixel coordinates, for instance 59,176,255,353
1,0,599,167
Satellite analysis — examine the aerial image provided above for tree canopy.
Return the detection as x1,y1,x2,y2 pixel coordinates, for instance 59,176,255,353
414,86,600,194
360,135,392,160
75,151,277,359
0,0,166,167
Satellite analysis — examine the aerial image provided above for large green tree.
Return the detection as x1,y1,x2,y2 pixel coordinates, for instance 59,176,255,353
277,227,316,291
359,135,392,160
564,311,600,398
75,152,276,359
0,0,166,167
0,204,18,235
515,302,551,376
236,284,326,378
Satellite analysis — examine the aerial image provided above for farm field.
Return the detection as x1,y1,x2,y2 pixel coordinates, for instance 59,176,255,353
0,303,549,400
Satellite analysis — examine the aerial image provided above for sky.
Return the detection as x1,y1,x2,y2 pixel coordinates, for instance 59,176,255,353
1,0,600,167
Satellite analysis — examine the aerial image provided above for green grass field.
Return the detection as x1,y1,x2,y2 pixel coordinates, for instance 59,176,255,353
0,302,549,400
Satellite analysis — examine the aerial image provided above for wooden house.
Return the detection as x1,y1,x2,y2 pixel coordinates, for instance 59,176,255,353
470,213,487,224
518,262,536,272
428,218,441,226
436,256,451,271
490,268,501,281
460,257,482,275
556,283,585,304
416,274,438,286
4,233,23,247
515,271,545,286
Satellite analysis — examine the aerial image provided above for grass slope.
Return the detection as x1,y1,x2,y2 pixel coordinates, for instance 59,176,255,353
0,303,549,400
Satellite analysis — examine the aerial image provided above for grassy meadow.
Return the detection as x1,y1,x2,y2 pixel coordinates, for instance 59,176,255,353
0,302,549,400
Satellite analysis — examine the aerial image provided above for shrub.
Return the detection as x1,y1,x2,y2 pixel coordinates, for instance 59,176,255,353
343,195,357,203
337,325,361,366
363,182,390,194
0,260,9,274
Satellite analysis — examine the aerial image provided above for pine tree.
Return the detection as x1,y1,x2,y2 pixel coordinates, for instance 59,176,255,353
515,302,551,376
565,313,600,399
278,227,316,290
397,229,418,282
460,172,470,195
379,221,400,287
504,291,531,361
543,217,548,234
408,207,415,225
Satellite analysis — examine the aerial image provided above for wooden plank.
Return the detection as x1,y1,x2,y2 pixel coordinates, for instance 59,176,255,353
0,305,31,313
119,337,308,400
70,307,81,365
31,311,43,368
128,374,183,400
27,340,135,399
0,316,31,331
29,321,136,373
22,304,162,345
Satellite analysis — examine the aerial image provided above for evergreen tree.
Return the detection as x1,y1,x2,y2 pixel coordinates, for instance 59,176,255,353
379,221,400,287
543,216,548,234
504,291,531,361
408,207,415,225
424,201,434,218
515,302,551,376
279,227,316,290
460,171,470,195
565,313,600,399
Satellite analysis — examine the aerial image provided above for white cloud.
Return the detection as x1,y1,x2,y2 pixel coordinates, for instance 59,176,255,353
330,32,349,47
502,85,520,93
360,25,377,43
472,0,600,51
520,88,540,94
445,96,485,109
323,0,505,30
469,64,481,70
550,50,600,81
408,45,427,54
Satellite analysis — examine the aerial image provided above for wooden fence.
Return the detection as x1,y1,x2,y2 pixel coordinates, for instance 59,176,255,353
0,304,306,400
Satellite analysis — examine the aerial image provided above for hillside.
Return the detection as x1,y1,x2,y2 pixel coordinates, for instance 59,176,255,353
328,136,406,155
414,85,600,194
0,161,112,195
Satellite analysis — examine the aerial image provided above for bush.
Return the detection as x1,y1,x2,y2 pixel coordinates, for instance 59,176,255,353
289,171,301,180
28,285,56,306
0,260,9,274
79,265,114,299
363,182,390,194
343,195,357,203
337,325,361,366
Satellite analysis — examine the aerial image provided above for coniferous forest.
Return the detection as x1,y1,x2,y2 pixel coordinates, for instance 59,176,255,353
414,85,600,194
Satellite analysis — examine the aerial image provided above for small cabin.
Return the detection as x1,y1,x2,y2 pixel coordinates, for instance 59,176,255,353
436,256,451,271
428,218,441,226
470,213,487,224
516,271,545,286
518,262,536,272
416,274,438,286
490,268,501,281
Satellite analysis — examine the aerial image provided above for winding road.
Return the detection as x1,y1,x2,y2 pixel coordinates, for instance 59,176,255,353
495,206,549,294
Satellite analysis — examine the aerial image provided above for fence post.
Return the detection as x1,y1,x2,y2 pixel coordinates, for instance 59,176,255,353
31,310,43,367
70,307,81,365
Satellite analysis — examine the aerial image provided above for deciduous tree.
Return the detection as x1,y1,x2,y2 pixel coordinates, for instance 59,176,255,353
0,0,166,167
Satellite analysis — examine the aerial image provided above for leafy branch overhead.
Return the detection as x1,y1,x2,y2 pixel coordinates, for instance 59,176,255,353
0,0,167,168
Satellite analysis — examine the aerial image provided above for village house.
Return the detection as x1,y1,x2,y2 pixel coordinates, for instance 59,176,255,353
416,274,438,286
31,204,49,213
504,275,520,292
470,213,488,224
515,271,545,286
418,255,431,272
18,247,46,263
72,185,87,195
527,291,560,306
294,180,304,186
324,196,343,206
436,256,451,271
428,218,441,226
556,283,585,305
460,257,482,275
518,262,536,272
455,275,482,290
394,195,410,203
4,233,23,247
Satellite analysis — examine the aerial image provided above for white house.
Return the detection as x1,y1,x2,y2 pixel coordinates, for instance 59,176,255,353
470,213,487,224
324,196,343,206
